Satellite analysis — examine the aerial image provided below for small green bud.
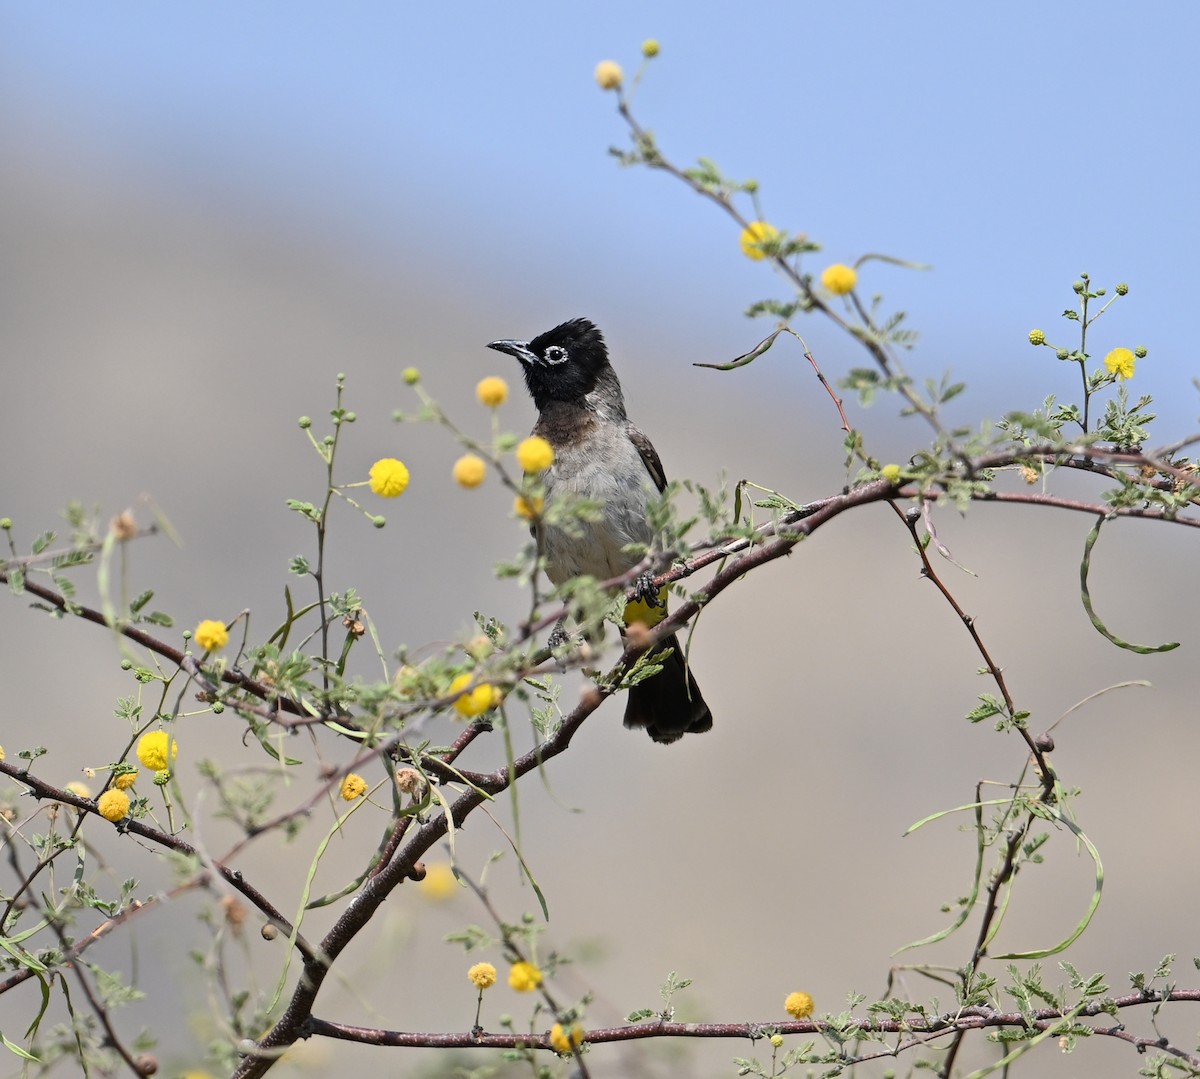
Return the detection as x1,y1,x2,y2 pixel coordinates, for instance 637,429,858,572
1028,329,1045,346
743,178,759,193
1134,345,1147,358
154,769,171,786
0,517,11,530
1056,348,1070,360
322,435,335,446
121,658,133,670
402,367,421,385
1115,282,1129,295
182,629,193,639
211,701,225,714
1072,280,1085,294
344,411,357,422
298,416,312,429
1094,288,1106,296
641,38,660,58
372,515,387,528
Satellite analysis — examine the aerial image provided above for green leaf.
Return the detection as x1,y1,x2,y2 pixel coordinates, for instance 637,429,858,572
1,1031,40,1061
1080,518,1179,654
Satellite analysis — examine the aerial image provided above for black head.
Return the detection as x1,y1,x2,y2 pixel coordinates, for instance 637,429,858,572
487,318,611,408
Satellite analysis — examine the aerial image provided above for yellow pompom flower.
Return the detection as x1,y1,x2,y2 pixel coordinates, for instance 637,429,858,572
770,1033,784,1048
641,39,660,58
820,264,858,295
194,619,229,653
453,454,487,489
97,788,130,822
739,221,780,261
476,376,509,407
448,672,500,718
880,464,902,484
594,60,623,90
419,862,457,900
1104,347,1136,380
1028,328,1046,346
468,962,497,990
136,731,178,771
514,493,544,521
369,457,411,498
508,960,543,992
113,770,138,790
340,773,367,800
549,1022,585,1054
785,991,814,1019
516,436,554,473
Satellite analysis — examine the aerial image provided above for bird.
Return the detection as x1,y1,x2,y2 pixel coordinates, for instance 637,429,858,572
487,318,712,744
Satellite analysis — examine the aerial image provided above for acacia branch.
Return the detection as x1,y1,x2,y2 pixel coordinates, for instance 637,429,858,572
300,988,1200,1067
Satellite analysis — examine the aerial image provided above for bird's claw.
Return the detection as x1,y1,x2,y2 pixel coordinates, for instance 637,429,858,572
632,571,663,607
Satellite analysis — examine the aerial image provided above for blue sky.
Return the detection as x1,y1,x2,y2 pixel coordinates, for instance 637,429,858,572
6,2,1198,437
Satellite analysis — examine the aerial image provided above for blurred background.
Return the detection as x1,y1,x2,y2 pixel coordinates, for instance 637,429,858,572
2,3,1197,1077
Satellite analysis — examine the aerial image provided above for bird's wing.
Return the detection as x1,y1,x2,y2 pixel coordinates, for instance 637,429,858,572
627,424,668,493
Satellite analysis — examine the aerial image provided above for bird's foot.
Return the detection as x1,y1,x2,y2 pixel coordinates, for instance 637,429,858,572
631,571,663,607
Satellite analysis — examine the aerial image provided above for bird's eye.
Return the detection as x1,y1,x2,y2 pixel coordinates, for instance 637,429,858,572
543,345,568,365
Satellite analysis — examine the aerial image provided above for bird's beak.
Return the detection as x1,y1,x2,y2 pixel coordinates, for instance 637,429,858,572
487,338,540,366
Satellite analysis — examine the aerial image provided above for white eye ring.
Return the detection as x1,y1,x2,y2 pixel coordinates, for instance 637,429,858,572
543,345,568,365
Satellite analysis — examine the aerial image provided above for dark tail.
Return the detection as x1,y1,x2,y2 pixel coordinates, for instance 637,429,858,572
623,633,713,745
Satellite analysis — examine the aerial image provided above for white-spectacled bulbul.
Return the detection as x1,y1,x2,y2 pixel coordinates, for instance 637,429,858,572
487,318,712,744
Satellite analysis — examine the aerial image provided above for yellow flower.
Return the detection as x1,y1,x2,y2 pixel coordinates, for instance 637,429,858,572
549,1022,585,1054
369,457,411,498
419,862,457,900
339,773,367,800
453,454,487,489
641,39,660,58
468,962,498,989
113,770,138,790
448,672,500,718
514,493,544,521
820,264,857,295
785,991,814,1019
402,366,421,385
739,221,780,261
0,745,5,761
770,1033,784,1048
476,376,509,408
194,619,229,653
1028,328,1046,346
97,788,130,822
136,731,178,771
65,781,92,799
594,60,623,90
516,436,554,473
508,960,543,992
1104,347,1136,380
880,464,902,484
